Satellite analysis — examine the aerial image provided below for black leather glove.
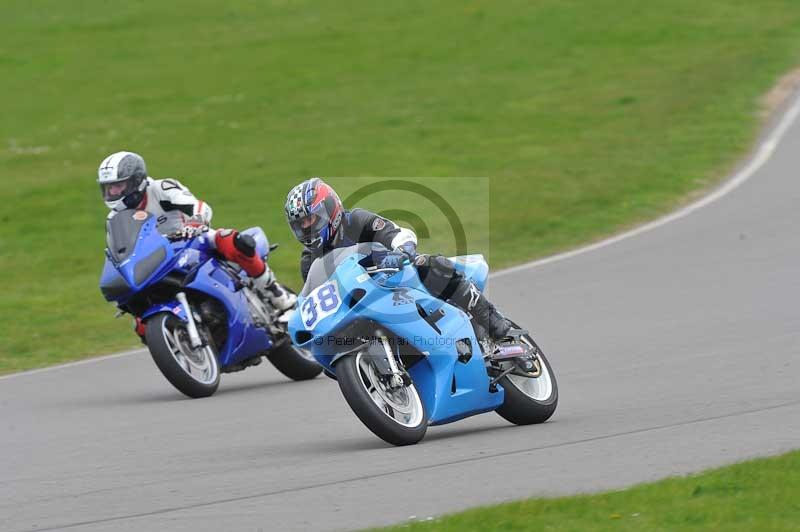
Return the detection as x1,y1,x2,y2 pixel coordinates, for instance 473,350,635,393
171,224,208,240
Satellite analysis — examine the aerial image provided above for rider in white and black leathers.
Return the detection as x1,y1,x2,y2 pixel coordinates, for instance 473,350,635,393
98,151,296,317
285,178,511,341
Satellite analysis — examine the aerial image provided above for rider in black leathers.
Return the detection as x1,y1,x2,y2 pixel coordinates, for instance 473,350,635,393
285,178,511,341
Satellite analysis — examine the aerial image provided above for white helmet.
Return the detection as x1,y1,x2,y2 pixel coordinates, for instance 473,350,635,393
97,151,149,210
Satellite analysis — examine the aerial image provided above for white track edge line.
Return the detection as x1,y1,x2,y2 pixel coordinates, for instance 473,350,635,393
490,90,800,279
4,91,800,381
0,349,147,381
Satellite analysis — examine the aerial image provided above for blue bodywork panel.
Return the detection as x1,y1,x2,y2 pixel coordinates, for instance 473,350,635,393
289,245,503,426
99,214,274,369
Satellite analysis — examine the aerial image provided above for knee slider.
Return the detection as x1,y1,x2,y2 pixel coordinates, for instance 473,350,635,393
214,230,265,277
234,233,257,257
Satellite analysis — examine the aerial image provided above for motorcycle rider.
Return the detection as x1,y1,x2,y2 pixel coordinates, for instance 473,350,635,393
98,151,296,328
284,178,511,341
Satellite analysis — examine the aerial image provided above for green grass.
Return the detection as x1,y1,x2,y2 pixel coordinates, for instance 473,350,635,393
3,0,800,372
374,450,800,531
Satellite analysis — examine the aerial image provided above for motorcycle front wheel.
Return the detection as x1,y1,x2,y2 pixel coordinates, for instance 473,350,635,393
145,313,220,398
336,351,427,446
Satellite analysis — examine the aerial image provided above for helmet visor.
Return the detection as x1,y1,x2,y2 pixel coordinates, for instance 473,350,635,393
289,211,330,247
100,176,139,202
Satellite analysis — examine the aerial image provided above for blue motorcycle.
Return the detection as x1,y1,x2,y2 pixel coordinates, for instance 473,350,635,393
100,209,321,398
288,243,558,445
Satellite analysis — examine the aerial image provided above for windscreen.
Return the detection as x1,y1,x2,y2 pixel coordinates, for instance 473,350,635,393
301,242,388,296
106,209,151,263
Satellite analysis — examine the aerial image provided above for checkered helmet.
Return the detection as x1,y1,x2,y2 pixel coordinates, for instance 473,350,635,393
285,178,343,250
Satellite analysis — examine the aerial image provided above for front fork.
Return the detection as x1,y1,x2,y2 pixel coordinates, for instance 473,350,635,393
380,336,407,389
176,292,203,348
364,334,411,389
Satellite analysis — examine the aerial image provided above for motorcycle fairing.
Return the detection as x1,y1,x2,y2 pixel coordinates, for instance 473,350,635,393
290,246,504,425
101,214,176,301
448,254,489,292
142,302,187,321
183,260,273,367
101,211,273,369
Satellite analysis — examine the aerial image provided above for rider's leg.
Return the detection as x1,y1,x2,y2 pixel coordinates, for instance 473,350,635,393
249,265,297,312
414,254,510,341
211,229,296,311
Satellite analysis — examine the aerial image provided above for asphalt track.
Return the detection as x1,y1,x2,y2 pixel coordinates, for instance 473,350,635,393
3,94,800,532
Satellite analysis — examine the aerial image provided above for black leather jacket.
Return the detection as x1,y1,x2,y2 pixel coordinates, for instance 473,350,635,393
300,208,416,281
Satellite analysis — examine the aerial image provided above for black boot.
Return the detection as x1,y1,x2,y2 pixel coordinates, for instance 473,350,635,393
471,293,510,341
452,281,510,341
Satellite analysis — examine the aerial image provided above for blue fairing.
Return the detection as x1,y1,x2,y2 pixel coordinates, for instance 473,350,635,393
99,212,274,370
100,215,174,299
141,302,186,321
185,260,273,367
289,245,504,426
448,254,489,292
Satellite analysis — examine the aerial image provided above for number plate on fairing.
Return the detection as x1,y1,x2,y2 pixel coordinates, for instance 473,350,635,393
300,281,342,329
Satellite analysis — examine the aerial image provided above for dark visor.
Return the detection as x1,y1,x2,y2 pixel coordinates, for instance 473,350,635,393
289,211,329,244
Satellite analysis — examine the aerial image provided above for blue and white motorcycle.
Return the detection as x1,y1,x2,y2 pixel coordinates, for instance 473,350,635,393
288,243,557,445
100,209,321,398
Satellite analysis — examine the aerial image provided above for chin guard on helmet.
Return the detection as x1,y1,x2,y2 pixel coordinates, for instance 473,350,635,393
98,151,149,210
285,177,343,250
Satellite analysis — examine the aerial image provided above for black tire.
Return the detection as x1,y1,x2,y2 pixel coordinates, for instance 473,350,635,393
495,335,558,425
266,343,322,381
336,353,427,446
145,313,220,398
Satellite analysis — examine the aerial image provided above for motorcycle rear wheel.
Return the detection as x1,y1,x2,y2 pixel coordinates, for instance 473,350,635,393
495,326,558,425
145,313,220,398
266,343,322,381
336,352,427,446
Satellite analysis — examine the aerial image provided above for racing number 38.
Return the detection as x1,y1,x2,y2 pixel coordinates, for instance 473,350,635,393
301,282,341,328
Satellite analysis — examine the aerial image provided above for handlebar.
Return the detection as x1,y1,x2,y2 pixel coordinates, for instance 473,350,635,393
166,233,188,242
365,267,403,274
166,228,208,242
365,259,411,274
